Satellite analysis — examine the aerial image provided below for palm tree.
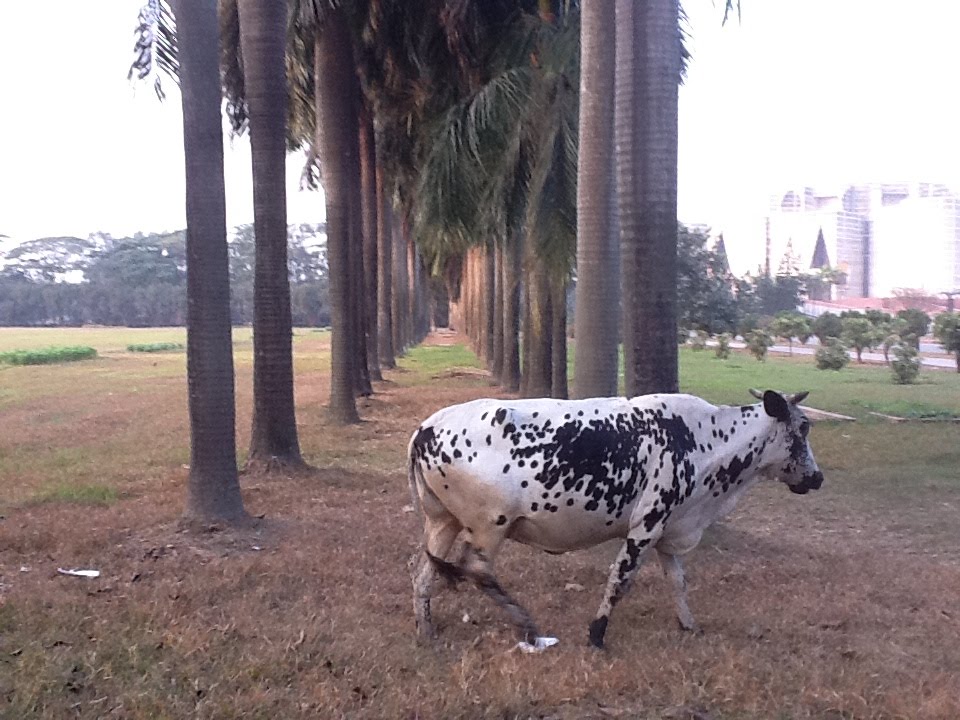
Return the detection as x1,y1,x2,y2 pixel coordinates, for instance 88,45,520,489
573,0,619,399
237,0,305,467
616,0,681,396
376,151,395,368
314,5,362,423
171,0,247,522
359,102,382,381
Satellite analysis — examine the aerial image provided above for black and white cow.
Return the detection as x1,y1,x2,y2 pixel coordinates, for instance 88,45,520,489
407,389,823,648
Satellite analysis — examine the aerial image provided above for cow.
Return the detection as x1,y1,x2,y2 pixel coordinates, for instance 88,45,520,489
407,389,824,649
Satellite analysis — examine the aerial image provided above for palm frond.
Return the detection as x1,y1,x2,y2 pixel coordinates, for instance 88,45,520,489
128,0,179,100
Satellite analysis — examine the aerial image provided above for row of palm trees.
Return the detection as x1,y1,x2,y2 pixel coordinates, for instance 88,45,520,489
156,0,733,523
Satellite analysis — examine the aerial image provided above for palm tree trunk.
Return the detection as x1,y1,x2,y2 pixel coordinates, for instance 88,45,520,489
359,103,382,381
502,231,522,392
523,250,553,398
315,10,360,423
552,279,569,399
347,116,373,398
392,214,409,354
484,243,496,366
174,0,247,523
616,0,680,396
238,0,304,467
574,0,619,399
406,227,417,346
491,242,504,380
377,160,395,368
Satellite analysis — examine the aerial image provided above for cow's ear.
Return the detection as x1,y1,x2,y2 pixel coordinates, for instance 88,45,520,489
763,390,791,422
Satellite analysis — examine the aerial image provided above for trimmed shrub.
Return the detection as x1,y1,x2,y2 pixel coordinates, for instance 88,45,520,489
746,329,774,361
890,342,921,384
714,333,731,360
127,342,184,353
0,346,98,366
815,339,849,371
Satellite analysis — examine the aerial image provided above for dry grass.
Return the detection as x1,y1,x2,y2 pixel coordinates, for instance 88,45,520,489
1,330,960,719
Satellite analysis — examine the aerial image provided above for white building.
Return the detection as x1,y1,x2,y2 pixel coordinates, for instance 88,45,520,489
765,183,960,298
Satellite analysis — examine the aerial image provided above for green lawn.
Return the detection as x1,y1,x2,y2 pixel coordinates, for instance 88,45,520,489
677,347,960,419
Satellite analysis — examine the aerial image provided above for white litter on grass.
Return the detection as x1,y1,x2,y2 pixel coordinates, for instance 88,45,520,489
57,568,100,578
516,636,559,654
19,566,30,573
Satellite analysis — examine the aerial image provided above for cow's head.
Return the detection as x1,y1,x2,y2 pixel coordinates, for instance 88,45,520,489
750,389,824,495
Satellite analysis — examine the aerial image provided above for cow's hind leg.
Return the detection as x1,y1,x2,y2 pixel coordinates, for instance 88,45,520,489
460,542,540,644
657,550,700,633
412,513,461,641
589,532,656,649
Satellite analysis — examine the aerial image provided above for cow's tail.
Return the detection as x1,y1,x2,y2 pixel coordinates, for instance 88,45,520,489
407,433,426,527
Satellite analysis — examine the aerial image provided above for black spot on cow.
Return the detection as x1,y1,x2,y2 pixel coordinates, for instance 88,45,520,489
441,452,451,464
503,464,510,474
495,515,507,526
493,408,507,426
453,449,462,459
486,435,492,445
531,503,539,512
566,498,575,506
521,480,528,488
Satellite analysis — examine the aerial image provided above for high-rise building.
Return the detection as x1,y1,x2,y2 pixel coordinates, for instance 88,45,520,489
765,183,960,299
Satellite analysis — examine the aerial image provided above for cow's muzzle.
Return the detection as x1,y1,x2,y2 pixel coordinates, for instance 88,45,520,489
789,470,824,495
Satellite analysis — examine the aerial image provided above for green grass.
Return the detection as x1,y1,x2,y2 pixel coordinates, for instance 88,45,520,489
676,348,960,419
395,343,484,385
126,342,184,353
0,346,97,365
30,483,118,506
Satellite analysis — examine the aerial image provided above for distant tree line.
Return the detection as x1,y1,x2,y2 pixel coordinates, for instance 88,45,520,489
0,224,328,327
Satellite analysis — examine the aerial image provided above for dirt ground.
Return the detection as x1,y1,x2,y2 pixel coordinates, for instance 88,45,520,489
1,332,960,719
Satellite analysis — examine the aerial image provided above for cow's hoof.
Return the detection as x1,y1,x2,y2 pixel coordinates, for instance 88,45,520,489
588,617,608,649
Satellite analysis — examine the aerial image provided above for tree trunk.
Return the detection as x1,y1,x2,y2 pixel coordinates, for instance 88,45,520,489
392,214,408,355
377,160,395,368
523,252,553,398
406,227,417,345
574,0,619,399
359,104,382,381
552,279,569,399
174,0,247,523
484,243,496,366
491,242,504,380
616,0,680,397
431,275,450,328
348,114,373,398
238,0,304,467
315,10,360,423
502,232,522,392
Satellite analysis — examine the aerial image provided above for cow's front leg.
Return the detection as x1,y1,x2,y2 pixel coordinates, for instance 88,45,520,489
588,533,655,649
657,550,700,633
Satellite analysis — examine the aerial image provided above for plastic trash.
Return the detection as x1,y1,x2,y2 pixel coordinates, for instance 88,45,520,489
516,636,559,653
57,568,100,578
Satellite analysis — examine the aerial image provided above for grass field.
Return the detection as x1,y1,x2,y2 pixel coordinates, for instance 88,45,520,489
1,327,959,718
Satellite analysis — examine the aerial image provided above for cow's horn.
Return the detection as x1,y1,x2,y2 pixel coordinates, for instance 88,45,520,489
789,391,810,405
748,388,764,400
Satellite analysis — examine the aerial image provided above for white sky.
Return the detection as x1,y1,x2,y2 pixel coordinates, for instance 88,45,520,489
2,1,960,273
